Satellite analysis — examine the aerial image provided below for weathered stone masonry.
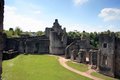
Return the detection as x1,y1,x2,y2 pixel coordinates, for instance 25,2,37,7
0,0,4,79
3,19,67,59
45,19,67,55
98,34,115,77
98,34,120,78
65,33,120,78
4,36,49,55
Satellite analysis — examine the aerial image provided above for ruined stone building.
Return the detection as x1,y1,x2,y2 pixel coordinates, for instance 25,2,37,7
4,36,49,54
65,33,120,78
65,33,99,70
98,33,120,78
0,0,120,78
45,19,67,55
3,19,67,59
65,32,93,63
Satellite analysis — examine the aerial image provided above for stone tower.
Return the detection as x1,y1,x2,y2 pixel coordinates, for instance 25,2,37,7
98,33,115,77
45,19,67,55
0,0,4,79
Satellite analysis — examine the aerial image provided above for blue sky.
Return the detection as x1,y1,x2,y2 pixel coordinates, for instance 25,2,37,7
4,0,120,32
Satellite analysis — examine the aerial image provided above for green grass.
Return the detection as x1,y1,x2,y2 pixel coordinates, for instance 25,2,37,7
66,61,88,72
66,61,118,80
2,54,91,80
91,72,117,80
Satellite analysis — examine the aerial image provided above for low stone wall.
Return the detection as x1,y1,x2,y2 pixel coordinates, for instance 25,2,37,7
4,36,49,54
3,51,19,60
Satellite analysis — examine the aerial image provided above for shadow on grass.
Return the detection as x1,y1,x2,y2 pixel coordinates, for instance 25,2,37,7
2,53,57,61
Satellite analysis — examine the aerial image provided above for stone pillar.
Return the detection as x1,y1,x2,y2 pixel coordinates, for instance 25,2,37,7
0,0,4,79
97,50,100,70
77,51,82,63
65,46,70,58
71,49,77,60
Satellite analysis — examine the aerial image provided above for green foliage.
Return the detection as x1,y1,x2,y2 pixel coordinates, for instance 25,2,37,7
4,27,45,37
67,30,81,39
36,31,44,36
89,32,98,48
67,30,120,48
14,27,22,36
115,32,120,38
4,30,13,38
2,54,91,80
4,27,22,38
67,30,99,48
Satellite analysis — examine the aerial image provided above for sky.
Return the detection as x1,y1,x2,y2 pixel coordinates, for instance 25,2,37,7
4,0,120,32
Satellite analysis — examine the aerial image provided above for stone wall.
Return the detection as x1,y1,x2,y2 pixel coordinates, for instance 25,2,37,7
89,49,98,69
65,38,94,65
45,28,53,38
0,33,4,79
65,41,76,58
98,34,115,77
46,19,67,55
0,0,4,79
115,38,120,78
5,38,19,51
4,36,49,56
49,31,65,54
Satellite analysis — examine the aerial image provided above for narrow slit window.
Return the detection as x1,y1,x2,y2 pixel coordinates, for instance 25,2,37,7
103,43,107,48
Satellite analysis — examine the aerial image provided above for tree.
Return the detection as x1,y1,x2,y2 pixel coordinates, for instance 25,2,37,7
4,30,13,38
89,32,98,48
14,27,22,36
67,31,81,39
9,28,14,35
36,31,44,36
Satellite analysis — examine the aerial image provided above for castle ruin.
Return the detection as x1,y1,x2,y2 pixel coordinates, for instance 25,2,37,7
2,19,120,78
65,33,120,78
0,0,120,78
3,19,67,58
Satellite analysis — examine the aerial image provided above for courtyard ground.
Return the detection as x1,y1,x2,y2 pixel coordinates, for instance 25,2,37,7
63,57,117,80
2,54,91,80
58,56,102,80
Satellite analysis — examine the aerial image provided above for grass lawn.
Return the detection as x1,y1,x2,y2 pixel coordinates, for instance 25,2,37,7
66,61,117,80
66,61,88,72
91,72,118,80
2,54,91,80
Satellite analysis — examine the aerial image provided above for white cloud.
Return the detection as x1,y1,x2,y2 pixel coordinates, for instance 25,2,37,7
34,10,41,15
98,8,120,22
4,5,120,32
4,5,47,32
73,0,88,6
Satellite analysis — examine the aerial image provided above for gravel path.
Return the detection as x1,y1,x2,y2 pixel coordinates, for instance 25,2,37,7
58,56,102,80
